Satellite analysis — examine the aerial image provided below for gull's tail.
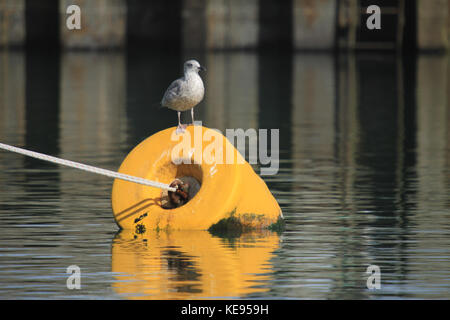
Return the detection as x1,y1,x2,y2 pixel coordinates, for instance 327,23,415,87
152,101,165,109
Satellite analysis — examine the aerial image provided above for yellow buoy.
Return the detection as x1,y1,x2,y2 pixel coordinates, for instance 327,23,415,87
111,125,283,231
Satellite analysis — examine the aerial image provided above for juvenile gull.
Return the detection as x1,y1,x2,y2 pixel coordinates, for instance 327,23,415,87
161,59,206,134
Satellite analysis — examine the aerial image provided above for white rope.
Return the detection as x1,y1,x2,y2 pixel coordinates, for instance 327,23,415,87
0,142,176,192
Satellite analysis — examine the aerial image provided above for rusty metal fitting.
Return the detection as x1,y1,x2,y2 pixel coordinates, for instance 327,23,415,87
168,179,190,207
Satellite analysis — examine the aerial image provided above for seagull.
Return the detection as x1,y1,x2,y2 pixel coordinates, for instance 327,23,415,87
161,60,206,134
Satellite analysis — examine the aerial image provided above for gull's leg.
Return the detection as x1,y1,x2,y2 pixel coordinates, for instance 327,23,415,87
190,108,195,125
176,111,187,134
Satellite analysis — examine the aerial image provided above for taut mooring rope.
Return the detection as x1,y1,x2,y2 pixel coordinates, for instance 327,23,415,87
0,142,176,192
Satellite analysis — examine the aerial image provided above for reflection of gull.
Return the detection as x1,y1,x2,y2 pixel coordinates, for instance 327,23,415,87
161,60,206,134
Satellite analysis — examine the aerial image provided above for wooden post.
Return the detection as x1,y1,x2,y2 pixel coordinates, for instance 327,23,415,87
0,0,25,48
0,51,26,144
417,0,449,51
336,0,358,50
182,0,258,50
59,52,127,187
182,0,206,51
293,0,336,50
203,52,259,130
207,0,258,50
59,0,126,49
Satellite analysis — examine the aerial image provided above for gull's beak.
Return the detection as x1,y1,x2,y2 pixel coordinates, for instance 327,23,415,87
199,65,206,72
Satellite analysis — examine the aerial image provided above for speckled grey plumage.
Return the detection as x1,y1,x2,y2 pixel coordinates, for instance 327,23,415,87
161,60,205,133
161,60,205,112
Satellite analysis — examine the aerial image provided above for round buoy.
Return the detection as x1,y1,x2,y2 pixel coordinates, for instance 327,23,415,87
111,126,283,232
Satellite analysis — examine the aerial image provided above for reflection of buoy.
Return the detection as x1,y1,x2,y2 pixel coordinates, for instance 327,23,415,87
111,229,280,299
111,125,283,231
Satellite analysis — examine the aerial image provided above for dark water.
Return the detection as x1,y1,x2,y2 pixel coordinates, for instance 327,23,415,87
0,50,449,299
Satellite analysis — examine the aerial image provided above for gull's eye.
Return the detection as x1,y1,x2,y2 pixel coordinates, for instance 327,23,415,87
187,63,192,67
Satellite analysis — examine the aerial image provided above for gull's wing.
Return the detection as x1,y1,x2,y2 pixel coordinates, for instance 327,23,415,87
161,78,184,107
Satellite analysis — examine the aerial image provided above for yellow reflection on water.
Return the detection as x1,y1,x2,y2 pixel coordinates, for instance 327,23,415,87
111,229,280,299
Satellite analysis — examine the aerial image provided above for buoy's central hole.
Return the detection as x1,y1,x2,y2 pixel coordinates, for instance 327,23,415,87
160,176,201,209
